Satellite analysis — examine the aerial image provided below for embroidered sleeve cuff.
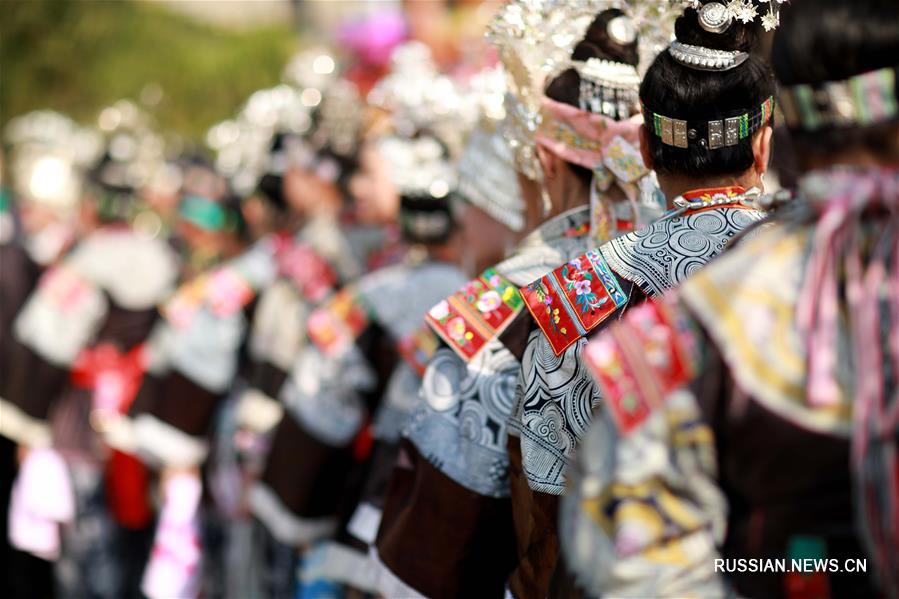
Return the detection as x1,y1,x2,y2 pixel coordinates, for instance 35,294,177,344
132,414,209,468
236,388,284,434
248,483,338,546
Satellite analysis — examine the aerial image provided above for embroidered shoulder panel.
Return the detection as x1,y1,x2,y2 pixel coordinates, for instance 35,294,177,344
307,286,370,357
396,323,441,377
599,206,765,297
275,238,338,303
426,266,524,363
584,297,700,435
13,266,108,367
163,240,278,329
163,268,253,329
520,249,628,356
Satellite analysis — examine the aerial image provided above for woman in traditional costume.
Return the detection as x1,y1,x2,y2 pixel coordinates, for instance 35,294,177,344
573,0,898,596
509,0,783,594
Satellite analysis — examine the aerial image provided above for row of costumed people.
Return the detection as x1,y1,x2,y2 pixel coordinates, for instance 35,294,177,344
331,1,897,598
2,0,898,597
0,39,470,596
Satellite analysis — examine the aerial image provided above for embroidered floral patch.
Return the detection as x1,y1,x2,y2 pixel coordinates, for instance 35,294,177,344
425,267,524,362
38,267,93,313
275,238,338,303
397,324,441,377
206,268,255,317
520,249,628,355
584,297,699,435
162,266,255,329
307,287,370,357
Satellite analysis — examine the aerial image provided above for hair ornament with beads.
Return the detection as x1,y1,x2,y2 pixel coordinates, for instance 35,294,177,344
667,1,788,72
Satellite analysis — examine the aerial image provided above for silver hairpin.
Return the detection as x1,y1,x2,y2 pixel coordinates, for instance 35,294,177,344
698,2,733,33
668,41,749,71
674,0,788,33
606,15,637,45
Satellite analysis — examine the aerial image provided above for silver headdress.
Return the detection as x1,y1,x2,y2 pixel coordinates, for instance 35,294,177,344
209,48,364,195
207,84,311,195
668,41,748,71
456,67,525,233
677,0,787,32
368,42,476,159
488,0,678,181
668,1,788,71
457,128,525,233
5,110,103,211
379,133,457,244
576,58,642,119
377,135,456,201
285,47,365,158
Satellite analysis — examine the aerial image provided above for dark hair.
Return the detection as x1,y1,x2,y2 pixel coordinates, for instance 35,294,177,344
319,144,359,205
772,0,899,162
255,133,290,212
398,131,455,245
308,106,361,205
544,8,641,186
256,173,286,212
639,1,776,178
222,192,249,242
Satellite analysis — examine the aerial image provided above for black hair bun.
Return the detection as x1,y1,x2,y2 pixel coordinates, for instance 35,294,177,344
675,0,761,53
577,9,640,67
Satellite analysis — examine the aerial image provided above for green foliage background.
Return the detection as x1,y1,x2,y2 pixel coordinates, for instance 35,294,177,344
0,0,298,142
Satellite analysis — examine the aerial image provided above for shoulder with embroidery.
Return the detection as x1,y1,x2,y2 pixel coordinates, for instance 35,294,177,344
599,189,767,297
519,248,629,356
273,234,339,303
68,229,179,310
584,296,703,435
426,265,525,362
162,249,271,331
307,284,370,358
14,263,109,366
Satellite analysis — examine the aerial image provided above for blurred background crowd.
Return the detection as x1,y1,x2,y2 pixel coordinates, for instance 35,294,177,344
2,2,505,597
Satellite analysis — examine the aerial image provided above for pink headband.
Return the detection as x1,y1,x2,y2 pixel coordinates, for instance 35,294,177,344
535,97,643,169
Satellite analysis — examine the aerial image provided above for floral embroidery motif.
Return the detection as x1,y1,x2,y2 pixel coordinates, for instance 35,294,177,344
426,267,524,362
275,237,338,303
163,266,255,329
584,297,700,435
397,324,441,377
520,249,628,356
206,268,255,317
38,267,93,313
307,287,370,357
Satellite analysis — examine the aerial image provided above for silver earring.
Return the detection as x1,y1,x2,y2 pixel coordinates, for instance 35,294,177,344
540,186,552,217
